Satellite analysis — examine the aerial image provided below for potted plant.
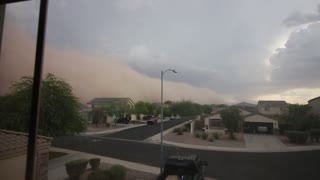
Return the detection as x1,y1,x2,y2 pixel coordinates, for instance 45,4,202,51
65,159,88,180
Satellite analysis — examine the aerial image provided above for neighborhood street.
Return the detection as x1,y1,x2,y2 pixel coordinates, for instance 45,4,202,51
52,135,320,180
104,118,189,140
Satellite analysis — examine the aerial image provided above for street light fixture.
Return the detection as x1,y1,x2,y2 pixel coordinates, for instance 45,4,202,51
160,69,177,172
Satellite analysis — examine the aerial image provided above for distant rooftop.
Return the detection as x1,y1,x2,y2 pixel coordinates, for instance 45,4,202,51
258,100,288,107
308,96,320,102
88,98,135,107
234,102,257,107
78,103,91,109
90,98,133,103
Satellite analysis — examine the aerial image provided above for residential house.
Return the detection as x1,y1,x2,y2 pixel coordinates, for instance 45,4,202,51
308,96,320,115
79,103,92,122
88,98,135,109
257,100,288,115
203,113,226,134
243,114,279,134
203,108,252,134
204,108,279,134
0,129,52,180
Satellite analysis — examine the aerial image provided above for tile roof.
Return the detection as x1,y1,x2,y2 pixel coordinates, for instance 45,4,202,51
257,100,288,107
0,129,52,159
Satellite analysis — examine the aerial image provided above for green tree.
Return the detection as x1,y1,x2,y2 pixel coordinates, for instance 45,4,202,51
0,74,86,136
164,100,173,105
133,101,158,116
90,108,105,126
133,101,149,115
201,104,212,114
281,104,320,131
170,100,202,116
220,107,243,139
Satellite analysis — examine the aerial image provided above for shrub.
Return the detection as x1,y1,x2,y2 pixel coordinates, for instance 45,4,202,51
208,138,214,142
201,133,208,140
195,119,205,130
89,158,100,170
185,123,191,129
109,165,127,180
173,128,180,133
195,132,200,138
105,123,110,127
177,128,183,135
213,132,220,139
182,127,189,132
87,170,107,180
103,170,113,180
65,159,88,180
309,129,320,142
286,131,308,144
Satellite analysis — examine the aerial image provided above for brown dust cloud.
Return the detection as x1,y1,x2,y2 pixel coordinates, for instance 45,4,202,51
0,22,227,104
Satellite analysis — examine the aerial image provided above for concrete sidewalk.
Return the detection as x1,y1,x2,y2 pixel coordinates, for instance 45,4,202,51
82,124,145,135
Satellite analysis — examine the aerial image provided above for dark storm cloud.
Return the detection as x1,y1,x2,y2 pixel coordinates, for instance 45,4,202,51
283,4,320,27
270,23,320,89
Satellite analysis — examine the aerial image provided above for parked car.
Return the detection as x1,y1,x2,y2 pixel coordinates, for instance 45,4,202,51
116,117,129,124
143,115,153,120
169,116,176,120
157,154,208,180
147,116,159,125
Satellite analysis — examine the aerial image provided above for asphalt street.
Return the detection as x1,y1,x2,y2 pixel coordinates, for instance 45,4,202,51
104,118,189,140
52,135,320,180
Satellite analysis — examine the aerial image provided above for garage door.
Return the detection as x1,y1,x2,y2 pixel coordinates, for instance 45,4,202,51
244,122,273,134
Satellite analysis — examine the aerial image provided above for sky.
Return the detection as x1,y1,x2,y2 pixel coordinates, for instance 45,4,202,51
1,0,320,104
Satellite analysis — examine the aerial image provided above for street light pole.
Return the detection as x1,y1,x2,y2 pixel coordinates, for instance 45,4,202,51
160,69,177,172
160,70,163,172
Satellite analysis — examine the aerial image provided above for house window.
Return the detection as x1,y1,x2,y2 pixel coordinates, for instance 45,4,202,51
210,119,223,127
265,107,270,111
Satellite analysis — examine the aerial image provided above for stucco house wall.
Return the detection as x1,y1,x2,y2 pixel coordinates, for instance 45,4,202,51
308,97,320,115
257,101,288,115
257,106,284,115
0,154,26,180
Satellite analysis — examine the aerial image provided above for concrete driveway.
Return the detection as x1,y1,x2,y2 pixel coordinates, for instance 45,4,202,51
244,134,286,151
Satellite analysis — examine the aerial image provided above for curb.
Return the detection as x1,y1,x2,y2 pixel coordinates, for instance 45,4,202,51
162,138,320,153
82,124,145,135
